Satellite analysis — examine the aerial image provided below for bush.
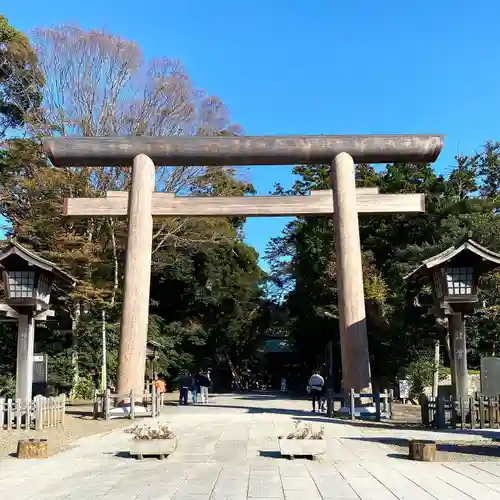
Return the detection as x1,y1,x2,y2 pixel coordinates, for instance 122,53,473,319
0,374,15,399
406,348,445,398
71,375,95,400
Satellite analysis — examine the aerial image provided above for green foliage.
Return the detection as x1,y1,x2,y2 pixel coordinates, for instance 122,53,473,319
71,375,95,400
405,350,443,398
0,374,15,398
47,351,75,395
0,15,44,137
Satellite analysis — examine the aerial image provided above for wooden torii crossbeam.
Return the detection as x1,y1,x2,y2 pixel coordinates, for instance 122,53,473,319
63,188,425,217
44,134,444,406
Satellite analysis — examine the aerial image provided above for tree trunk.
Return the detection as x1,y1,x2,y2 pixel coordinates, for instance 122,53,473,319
225,352,242,390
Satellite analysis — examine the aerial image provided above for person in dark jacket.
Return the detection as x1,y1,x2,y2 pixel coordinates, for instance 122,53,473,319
178,372,192,406
196,369,211,404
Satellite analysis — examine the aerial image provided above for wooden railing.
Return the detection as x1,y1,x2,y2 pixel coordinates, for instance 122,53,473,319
328,389,393,420
93,386,163,420
422,393,500,429
0,394,66,430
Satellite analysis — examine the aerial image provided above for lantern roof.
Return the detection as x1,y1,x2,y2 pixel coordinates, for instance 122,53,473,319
405,237,500,283
147,339,164,350
0,239,76,287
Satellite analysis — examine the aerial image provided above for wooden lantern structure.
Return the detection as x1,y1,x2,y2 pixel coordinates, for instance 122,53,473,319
0,240,76,401
406,237,500,401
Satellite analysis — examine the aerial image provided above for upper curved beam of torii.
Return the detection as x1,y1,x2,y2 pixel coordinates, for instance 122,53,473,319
43,134,444,167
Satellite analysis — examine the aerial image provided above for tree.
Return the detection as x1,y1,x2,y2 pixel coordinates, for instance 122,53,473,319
0,24,262,396
0,15,43,138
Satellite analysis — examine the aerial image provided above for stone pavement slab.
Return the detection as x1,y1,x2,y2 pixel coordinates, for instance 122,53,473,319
2,393,500,499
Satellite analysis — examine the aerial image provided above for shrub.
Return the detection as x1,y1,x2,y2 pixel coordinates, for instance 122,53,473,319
0,374,15,399
71,375,95,400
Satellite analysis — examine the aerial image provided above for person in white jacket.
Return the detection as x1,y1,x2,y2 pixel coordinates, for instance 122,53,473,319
308,371,325,412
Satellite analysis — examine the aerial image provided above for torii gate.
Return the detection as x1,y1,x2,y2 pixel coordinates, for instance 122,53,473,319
43,134,443,403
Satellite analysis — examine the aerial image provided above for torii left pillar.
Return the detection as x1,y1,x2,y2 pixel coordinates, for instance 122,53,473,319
331,152,372,405
115,154,155,399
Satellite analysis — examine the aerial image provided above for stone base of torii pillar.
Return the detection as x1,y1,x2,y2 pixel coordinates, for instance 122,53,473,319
0,304,55,401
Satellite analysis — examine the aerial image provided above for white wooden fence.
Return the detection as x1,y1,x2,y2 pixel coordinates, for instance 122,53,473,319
94,386,163,420
0,394,66,430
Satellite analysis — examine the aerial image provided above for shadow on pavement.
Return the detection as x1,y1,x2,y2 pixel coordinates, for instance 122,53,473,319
292,415,423,430
344,435,500,459
232,393,294,401
201,404,318,418
65,407,95,419
293,415,500,440
259,450,282,459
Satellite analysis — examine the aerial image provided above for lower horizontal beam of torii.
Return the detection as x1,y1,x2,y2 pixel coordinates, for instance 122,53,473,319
63,189,425,217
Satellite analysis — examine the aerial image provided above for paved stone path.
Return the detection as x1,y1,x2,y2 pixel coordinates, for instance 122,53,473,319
2,393,500,499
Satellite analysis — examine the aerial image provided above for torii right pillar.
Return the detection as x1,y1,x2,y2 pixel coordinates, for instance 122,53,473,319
331,152,372,406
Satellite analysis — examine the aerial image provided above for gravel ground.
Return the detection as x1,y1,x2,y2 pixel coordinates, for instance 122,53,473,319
0,404,130,459
0,392,181,459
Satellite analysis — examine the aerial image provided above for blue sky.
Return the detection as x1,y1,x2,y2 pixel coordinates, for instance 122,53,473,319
3,1,500,270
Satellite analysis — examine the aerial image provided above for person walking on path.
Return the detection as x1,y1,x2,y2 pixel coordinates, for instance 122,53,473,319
191,373,198,404
308,370,325,412
196,369,211,404
177,372,192,406
154,374,166,395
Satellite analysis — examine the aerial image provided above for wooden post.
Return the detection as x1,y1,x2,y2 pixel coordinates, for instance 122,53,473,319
469,395,476,429
432,340,440,398
449,312,468,402
421,395,430,426
60,393,66,427
436,396,446,428
93,389,98,419
152,382,157,417
116,154,155,398
104,388,110,421
17,439,48,459
130,390,135,421
460,397,465,429
479,395,485,428
375,392,381,421
350,388,356,420
331,153,372,400
326,339,334,417
409,440,436,462
15,314,35,402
